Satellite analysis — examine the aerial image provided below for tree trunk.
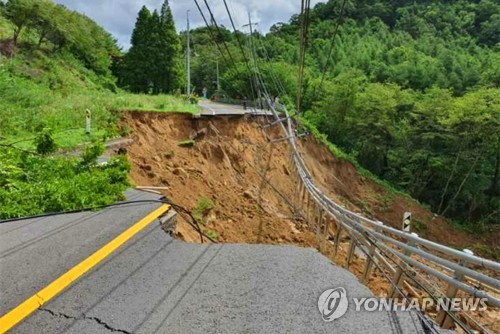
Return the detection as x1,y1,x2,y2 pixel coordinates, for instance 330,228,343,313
37,31,48,49
438,149,462,213
441,154,481,217
488,140,500,197
13,27,21,45
411,154,429,195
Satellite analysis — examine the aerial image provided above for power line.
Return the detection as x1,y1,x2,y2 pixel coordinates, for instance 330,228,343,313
312,0,348,98
254,32,288,99
0,198,217,244
296,0,312,115
192,0,250,99
193,0,233,72
222,0,257,102
201,0,239,72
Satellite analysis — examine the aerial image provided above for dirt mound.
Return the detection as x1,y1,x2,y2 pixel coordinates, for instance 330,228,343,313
0,39,16,58
124,112,317,246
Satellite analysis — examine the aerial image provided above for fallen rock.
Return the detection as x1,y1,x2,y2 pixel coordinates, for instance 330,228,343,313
187,167,204,175
173,167,188,178
190,128,208,140
243,190,256,201
142,164,153,171
283,164,290,176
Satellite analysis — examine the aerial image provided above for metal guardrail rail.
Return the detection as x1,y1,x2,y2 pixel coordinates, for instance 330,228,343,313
264,102,500,331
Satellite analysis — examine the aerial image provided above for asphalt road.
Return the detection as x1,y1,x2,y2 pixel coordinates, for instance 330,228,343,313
1,189,428,333
199,100,273,116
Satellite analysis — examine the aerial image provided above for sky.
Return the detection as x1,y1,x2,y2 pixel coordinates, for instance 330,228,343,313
54,0,322,50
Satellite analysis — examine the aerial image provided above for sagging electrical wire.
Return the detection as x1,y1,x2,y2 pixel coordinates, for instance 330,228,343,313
296,0,312,115
312,0,348,99
201,0,239,73
0,198,218,244
222,0,258,103
193,0,254,101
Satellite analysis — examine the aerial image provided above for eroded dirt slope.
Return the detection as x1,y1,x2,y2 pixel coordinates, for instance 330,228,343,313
122,112,499,333
124,112,317,246
123,112,498,257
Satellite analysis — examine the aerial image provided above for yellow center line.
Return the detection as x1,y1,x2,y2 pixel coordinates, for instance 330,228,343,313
0,204,170,334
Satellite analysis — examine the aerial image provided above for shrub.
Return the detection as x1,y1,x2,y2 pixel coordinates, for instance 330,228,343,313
178,139,195,147
0,146,130,219
35,127,57,155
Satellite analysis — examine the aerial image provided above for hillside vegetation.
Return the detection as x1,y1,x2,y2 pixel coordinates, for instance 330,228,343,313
0,0,196,218
187,0,499,229
0,0,497,232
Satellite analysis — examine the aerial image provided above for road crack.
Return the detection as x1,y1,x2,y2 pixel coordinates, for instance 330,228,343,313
39,307,132,333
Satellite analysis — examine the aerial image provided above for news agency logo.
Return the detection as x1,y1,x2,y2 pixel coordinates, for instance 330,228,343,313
318,287,488,322
317,287,349,322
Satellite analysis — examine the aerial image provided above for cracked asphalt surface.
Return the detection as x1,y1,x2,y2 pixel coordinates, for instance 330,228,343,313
1,190,427,333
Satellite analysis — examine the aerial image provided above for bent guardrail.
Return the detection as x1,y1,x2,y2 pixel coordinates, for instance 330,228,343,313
263,100,499,332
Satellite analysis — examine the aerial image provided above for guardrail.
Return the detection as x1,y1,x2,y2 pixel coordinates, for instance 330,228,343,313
264,100,499,332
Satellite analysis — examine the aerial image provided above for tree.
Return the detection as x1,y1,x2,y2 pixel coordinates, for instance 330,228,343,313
157,0,182,93
120,1,182,94
3,0,38,45
123,6,153,93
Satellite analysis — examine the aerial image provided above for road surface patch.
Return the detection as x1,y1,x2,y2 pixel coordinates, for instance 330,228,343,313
0,204,170,333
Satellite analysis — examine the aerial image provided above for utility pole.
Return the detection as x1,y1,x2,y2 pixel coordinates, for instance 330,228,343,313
186,10,191,96
216,58,220,91
247,12,262,110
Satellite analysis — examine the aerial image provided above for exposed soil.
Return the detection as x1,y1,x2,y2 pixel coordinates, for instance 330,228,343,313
122,112,499,332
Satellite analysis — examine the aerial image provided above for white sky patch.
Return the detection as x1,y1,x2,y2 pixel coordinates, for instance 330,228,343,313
54,0,323,50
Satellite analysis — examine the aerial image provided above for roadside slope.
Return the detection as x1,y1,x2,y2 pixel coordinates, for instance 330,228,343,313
123,112,499,257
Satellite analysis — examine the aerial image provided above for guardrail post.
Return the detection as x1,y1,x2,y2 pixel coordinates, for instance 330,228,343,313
321,214,332,253
85,109,92,134
345,234,356,268
361,221,384,284
436,249,474,329
333,223,343,258
306,193,311,224
300,182,305,205
295,181,302,206
316,206,324,250
389,233,418,298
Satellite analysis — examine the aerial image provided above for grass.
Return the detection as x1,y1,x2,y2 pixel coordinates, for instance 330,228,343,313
467,244,499,260
193,196,214,225
178,139,196,147
0,52,200,148
4,128,108,151
0,21,199,219
451,220,487,235
412,219,427,233
0,142,130,219
192,196,217,241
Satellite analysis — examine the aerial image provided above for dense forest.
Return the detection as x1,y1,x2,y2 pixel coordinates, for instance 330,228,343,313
185,0,499,227
0,0,498,228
